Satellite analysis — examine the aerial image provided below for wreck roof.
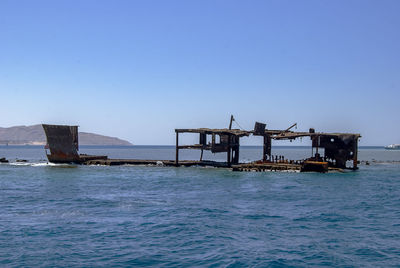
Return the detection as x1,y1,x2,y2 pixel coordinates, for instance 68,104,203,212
264,131,361,140
175,127,360,139
175,128,251,137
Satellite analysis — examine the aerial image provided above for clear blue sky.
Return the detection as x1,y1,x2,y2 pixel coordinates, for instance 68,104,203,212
0,0,399,145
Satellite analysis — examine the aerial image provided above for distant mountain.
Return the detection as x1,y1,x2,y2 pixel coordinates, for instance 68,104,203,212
0,125,133,146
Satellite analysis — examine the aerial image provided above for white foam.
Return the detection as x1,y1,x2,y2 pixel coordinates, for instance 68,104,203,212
9,162,30,166
9,162,70,167
31,162,59,167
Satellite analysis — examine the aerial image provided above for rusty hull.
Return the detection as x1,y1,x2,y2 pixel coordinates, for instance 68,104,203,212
42,124,107,164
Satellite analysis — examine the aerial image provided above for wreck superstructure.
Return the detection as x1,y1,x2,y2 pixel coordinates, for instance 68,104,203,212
175,128,250,167
175,117,361,172
253,123,360,170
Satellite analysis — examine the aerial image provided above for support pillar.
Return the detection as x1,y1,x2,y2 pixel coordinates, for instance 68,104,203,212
175,131,179,166
353,137,358,170
227,135,231,166
263,135,271,161
233,136,240,164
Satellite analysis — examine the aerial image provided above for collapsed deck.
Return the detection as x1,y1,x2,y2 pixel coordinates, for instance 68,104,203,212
83,159,229,167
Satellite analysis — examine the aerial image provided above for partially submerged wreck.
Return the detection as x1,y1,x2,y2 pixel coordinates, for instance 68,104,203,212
175,118,360,172
239,122,360,172
42,119,361,173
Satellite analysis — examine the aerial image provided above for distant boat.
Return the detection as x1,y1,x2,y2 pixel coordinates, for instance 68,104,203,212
384,144,400,150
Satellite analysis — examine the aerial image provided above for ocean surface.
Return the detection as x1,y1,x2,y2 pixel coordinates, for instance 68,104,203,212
0,146,400,267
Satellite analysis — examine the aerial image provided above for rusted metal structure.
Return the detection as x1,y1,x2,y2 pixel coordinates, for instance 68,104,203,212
42,119,360,172
175,117,361,172
175,115,249,167
175,128,250,167
42,124,107,164
252,124,360,170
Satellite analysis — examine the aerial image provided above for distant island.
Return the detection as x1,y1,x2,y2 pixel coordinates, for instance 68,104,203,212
0,125,133,146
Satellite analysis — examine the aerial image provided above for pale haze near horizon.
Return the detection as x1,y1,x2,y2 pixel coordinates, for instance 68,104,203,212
0,0,399,146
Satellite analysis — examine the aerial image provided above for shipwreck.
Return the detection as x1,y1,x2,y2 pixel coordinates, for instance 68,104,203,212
42,118,361,173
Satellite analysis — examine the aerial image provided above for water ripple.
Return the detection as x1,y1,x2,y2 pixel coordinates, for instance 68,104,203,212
1,156,400,266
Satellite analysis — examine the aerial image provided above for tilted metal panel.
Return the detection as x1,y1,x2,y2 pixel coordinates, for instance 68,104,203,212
42,124,80,162
254,122,266,135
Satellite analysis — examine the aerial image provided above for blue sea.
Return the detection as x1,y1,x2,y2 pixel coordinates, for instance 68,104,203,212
1,146,400,267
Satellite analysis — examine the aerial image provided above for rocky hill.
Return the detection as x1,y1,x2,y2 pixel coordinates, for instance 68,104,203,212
0,125,132,146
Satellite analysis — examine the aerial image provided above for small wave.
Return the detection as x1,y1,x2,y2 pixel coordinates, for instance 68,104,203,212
9,162,72,167
31,162,64,167
9,162,31,166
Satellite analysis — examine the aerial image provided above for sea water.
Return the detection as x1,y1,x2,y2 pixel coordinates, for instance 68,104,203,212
0,146,400,267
